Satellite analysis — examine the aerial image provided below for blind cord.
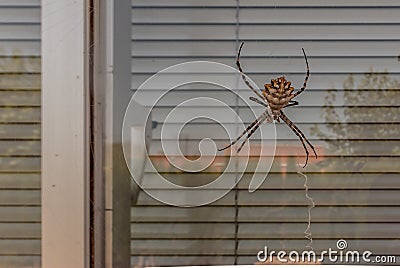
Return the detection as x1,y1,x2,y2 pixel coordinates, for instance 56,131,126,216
233,0,240,265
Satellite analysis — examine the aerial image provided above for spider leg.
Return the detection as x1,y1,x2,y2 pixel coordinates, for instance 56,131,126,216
284,100,299,108
218,112,267,151
248,97,274,123
293,48,310,98
279,111,317,168
236,42,265,101
237,113,269,152
249,96,268,108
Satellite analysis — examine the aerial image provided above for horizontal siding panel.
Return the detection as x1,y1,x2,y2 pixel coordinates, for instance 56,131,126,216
131,206,400,223
0,24,39,39
0,41,40,56
0,57,40,73
0,256,40,267
0,157,40,172
0,74,40,89
0,0,39,6
0,156,40,172
0,91,40,106
0,141,41,156
131,58,400,73
0,190,40,205
0,8,39,23
0,239,40,255
0,124,40,139
0,173,40,188
0,107,41,123
132,8,400,23
0,223,40,238
0,206,40,222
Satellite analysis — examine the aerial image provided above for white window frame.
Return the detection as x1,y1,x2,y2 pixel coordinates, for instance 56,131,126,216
41,1,131,267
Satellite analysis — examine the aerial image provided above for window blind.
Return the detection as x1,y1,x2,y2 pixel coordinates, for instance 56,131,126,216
131,0,400,265
0,1,41,267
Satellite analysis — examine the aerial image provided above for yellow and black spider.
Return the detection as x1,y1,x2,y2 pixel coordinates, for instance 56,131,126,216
219,42,317,167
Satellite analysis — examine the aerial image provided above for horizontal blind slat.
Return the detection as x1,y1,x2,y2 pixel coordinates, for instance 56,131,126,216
132,0,400,8
131,222,400,239
131,206,400,223
132,25,400,40
132,8,400,23
135,189,400,206
131,58,400,73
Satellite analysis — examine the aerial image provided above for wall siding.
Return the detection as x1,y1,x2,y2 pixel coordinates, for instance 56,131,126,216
0,0,41,267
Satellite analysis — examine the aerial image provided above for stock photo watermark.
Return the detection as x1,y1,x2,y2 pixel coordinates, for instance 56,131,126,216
256,239,396,264
122,61,276,207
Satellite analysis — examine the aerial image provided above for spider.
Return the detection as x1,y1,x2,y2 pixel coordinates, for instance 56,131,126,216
218,42,317,167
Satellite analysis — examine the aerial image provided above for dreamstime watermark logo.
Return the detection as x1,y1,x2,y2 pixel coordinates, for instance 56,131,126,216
257,239,396,264
122,61,276,207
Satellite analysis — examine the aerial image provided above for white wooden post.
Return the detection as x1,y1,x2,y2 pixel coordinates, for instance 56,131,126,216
42,1,132,267
41,1,89,268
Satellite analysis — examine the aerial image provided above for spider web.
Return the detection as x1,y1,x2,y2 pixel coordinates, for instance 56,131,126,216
297,170,315,251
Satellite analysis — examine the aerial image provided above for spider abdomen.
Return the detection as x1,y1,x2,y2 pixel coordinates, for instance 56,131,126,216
263,77,294,111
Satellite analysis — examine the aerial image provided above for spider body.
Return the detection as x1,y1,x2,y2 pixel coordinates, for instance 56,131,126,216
263,77,295,121
218,42,317,167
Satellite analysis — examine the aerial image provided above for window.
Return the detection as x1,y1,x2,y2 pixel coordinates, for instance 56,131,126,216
131,1,400,266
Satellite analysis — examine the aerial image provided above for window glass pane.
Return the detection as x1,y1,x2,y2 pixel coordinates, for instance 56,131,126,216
131,1,400,266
